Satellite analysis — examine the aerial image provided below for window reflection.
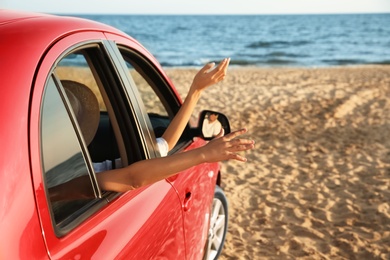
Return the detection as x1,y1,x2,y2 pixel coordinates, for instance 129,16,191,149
41,76,96,225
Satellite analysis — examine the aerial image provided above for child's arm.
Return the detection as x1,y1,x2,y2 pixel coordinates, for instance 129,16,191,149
162,58,230,151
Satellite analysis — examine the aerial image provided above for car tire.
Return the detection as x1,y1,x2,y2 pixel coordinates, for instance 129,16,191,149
203,185,228,260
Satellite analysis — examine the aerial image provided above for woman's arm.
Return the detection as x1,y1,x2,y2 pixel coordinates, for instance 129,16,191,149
49,128,254,201
97,128,253,192
162,58,230,150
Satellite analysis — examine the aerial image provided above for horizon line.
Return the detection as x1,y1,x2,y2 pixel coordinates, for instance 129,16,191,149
56,11,390,16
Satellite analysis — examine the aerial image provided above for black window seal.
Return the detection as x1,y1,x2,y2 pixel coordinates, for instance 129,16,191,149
115,44,194,154
101,40,157,160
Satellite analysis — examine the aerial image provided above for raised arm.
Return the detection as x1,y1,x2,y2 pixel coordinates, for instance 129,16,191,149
162,58,230,150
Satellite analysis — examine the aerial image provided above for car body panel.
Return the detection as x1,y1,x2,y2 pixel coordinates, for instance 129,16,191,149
0,10,222,259
0,10,53,260
168,141,220,260
29,29,186,258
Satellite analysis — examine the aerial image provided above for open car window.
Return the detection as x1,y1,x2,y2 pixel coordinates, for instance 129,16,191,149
118,47,194,152
40,41,198,235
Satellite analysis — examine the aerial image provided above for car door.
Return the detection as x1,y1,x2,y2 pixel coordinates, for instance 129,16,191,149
105,33,221,259
29,32,186,259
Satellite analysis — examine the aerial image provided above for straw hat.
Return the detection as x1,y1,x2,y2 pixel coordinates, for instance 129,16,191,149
62,80,100,146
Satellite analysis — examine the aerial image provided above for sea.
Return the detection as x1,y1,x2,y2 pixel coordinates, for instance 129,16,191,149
72,14,390,68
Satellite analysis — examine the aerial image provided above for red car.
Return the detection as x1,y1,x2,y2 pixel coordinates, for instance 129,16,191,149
0,10,229,259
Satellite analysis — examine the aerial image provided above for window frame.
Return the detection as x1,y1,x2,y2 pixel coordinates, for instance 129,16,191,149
115,43,195,154
39,40,158,235
42,74,105,227
37,36,196,237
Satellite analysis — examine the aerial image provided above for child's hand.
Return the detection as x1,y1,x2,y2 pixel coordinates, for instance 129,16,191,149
190,58,230,93
200,128,254,163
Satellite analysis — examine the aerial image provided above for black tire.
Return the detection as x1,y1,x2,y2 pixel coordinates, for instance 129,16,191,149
203,185,228,260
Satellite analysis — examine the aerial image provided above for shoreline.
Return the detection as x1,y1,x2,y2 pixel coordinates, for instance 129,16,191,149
60,64,390,71
163,63,390,70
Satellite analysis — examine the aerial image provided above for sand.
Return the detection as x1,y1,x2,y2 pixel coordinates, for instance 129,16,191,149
165,66,390,260
59,64,390,259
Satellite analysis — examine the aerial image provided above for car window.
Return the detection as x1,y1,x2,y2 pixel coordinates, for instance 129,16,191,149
41,46,142,234
118,48,192,150
41,76,99,227
122,57,172,138
55,53,107,112
127,62,168,117
40,43,189,235
54,51,124,167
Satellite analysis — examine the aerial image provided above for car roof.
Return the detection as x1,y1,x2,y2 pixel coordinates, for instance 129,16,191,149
0,9,128,92
0,9,45,24
0,10,133,152
0,9,123,33
0,9,130,90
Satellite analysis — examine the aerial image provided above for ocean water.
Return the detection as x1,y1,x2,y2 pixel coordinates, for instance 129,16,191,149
75,14,390,67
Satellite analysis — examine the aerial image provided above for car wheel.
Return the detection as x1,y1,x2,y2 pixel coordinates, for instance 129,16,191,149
203,185,228,260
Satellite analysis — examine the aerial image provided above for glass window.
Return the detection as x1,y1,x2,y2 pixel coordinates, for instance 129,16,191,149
54,51,122,166
41,76,98,227
41,48,125,232
119,49,183,142
119,48,195,153
124,59,170,138
127,61,169,118
55,52,107,112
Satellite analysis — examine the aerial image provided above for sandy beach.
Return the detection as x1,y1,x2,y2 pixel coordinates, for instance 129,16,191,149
165,66,390,260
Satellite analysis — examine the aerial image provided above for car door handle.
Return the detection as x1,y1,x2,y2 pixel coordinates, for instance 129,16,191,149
183,192,192,212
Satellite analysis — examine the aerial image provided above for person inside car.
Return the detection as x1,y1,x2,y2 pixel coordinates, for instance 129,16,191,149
202,112,223,138
49,58,255,201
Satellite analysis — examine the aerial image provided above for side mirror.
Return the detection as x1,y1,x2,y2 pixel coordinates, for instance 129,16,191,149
198,110,231,140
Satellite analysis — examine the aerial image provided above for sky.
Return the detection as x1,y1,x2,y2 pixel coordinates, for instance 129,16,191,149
2,0,390,15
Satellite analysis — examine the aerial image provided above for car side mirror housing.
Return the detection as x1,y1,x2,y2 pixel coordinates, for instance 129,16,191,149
198,110,231,140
